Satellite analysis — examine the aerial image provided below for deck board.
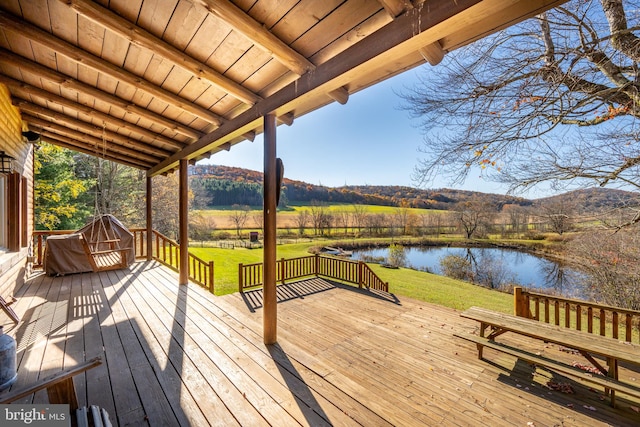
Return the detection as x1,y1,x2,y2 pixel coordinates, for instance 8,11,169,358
1,261,639,426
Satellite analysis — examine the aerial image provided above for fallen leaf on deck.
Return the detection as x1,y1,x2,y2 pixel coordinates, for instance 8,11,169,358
547,381,575,394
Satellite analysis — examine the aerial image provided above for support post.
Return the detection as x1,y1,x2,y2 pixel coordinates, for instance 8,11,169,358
514,286,523,317
146,176,153,261
263,113,277,344
179,159,189,285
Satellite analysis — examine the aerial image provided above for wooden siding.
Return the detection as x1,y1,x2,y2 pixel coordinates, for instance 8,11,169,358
0,82,33,299
1,262,638,426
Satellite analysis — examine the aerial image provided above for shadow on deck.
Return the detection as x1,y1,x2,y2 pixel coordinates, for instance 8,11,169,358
0,260,638,426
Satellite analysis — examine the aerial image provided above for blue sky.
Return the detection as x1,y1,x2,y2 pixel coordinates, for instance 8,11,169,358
200,67,525,196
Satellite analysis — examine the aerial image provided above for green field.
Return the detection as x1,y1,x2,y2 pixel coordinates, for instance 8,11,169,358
189,239,513,315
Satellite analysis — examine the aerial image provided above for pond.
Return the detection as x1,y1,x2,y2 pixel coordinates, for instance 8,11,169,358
352,246,585,298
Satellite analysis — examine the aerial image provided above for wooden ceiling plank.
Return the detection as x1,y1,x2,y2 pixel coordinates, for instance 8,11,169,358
3,78,184,149
19,106,173,159
269,0,342,45
38,133,152,169
62,0,261,106
191,0,315,75
136,0,179,36
162,2,208,51
0,10,224,125
245,0,297,29
24,117,161,164
0,48,203,140
290,0,383,58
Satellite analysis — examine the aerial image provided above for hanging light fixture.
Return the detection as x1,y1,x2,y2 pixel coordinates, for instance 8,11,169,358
0,151,15,174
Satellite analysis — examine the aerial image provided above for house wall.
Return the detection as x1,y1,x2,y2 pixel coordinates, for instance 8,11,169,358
0,83,33,300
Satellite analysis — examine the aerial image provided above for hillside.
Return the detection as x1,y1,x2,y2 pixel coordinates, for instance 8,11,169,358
189,164,639,211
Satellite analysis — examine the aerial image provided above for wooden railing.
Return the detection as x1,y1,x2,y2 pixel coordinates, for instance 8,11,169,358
239,254,389,293
31,229,214,293
514,287,640,343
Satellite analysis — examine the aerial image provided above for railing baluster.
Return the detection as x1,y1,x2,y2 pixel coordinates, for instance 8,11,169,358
544,298,550,323
518,289,639,343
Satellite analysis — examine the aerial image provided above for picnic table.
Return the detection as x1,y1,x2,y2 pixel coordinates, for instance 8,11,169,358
456,306,640,407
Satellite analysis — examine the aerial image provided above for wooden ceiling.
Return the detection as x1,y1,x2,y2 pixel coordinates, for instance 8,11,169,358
0,0,566,176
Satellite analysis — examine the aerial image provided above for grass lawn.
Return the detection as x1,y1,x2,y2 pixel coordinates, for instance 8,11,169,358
188,239,513,314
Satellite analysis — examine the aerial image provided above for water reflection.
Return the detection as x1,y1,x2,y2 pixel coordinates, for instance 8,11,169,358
353,246,585,298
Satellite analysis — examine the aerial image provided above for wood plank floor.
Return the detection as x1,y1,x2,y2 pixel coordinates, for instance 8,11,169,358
1,260,639,426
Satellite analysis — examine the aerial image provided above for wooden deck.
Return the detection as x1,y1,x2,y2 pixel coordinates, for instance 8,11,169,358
1,261,639,426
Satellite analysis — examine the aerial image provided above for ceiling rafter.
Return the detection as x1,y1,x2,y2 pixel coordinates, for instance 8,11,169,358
328,87,349,105
190,0,315,76
25,118,160,167
1,74,184,150
37,132,153,169
377,0,413,17
0,48,202,140
419,41,445,66
63,0,261,106
18,104,173,158
0,10,224,125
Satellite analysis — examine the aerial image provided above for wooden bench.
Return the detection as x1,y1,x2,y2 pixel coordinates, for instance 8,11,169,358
0,357,112,426
457,306,640,407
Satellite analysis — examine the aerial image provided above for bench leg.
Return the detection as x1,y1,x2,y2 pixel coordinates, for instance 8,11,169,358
608,357,618,408
476,322,490,359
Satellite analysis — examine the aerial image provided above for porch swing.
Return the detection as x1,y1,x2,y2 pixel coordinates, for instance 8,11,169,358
77,125,134,272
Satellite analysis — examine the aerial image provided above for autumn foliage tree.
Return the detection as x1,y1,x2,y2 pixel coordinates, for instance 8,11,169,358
404,0,640,198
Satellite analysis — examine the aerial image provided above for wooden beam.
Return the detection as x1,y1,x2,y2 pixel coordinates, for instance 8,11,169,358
192,0,315,76
0,10,224,125
378,0,412,17
36,132,152,169
1,75,184,150
17,103,173,158
328,86,349,105
179,159,189,286
263,113,277,345
419,41,445,66
0,48,202,140
63,0,260,106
